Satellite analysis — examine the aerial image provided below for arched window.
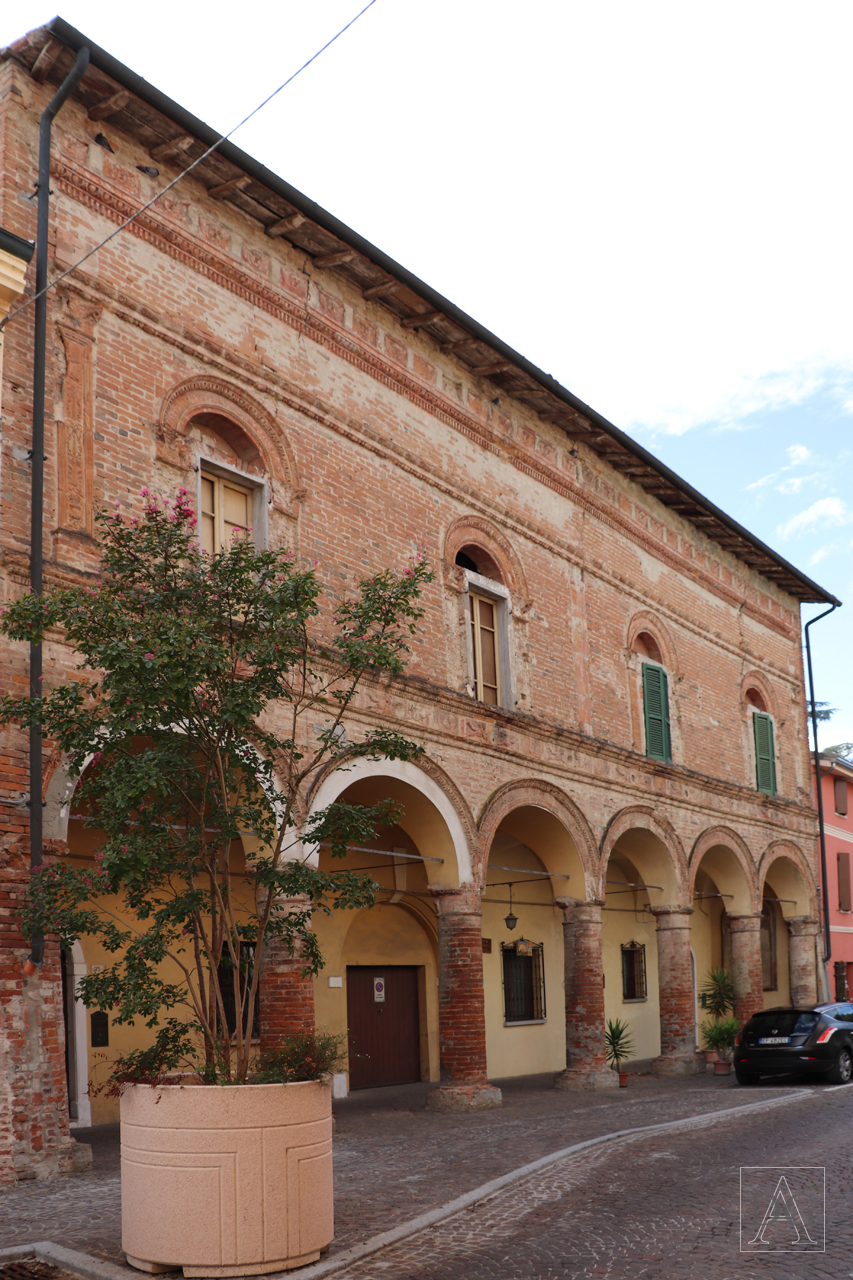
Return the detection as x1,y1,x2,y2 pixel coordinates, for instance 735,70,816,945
632,632,671,763
188,413,268,551
455,545,511,708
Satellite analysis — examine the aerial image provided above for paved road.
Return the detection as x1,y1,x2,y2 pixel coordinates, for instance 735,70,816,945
335,1082,853,1280
1,1072,846,1279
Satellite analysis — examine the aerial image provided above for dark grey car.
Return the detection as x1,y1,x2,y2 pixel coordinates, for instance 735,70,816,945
735,1003,853,1085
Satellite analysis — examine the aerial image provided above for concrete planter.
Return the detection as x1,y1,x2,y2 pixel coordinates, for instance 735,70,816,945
121,1080,333,1276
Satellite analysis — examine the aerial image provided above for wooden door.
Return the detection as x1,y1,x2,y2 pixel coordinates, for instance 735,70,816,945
346,966,421,1089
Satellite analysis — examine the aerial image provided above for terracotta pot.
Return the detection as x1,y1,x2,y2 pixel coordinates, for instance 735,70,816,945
618,1071,629,1088
713,1060,732,1076
704,1050,720,1064
121,1080,333,1276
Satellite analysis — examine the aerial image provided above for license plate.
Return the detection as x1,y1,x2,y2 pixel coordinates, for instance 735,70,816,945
759,1036,790,1045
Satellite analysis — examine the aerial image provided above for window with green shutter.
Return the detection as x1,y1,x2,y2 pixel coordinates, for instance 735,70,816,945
642,662,671,762
753,712,777,795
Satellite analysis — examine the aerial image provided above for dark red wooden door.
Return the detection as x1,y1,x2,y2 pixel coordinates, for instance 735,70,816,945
346,966,421,1089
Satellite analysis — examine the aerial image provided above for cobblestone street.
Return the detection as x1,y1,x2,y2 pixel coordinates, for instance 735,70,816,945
334,1080,853,1280
0,1071,838,1277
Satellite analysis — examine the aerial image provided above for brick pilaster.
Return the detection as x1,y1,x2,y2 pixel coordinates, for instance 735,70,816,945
651,906,702,1076
426,884,501,1112
0,838,90,1185
728,914,764,1024
258,896,315,1050
787,916,820,1008
554,898,617,1090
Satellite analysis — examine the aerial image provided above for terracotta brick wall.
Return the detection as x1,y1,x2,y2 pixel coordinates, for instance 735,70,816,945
0,47,821,1171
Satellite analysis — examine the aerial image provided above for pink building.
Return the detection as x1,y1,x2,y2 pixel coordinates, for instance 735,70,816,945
817,750,853,999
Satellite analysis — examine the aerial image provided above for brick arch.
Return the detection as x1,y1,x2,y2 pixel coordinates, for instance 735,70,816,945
599,804,688,905
443,514,529,599
158,375,297,495
626,610,679,673
306,753,477,888
475,779,598,893
689,825,759,914
740,669,779,720
758,839,818,917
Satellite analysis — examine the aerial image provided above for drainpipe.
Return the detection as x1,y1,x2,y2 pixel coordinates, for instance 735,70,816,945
24,45,89,976
803,602,839,977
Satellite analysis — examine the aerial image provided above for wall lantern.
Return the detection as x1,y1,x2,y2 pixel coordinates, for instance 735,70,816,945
504,883,518,931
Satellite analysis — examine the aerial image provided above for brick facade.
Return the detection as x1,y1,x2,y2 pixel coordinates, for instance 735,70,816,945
0,24,835,1177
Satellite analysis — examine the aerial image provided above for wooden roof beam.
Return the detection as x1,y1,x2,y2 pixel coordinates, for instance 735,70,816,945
265,212,305,238
401,310,443,330
470,360,514,377
314,249,359,269
363,279,403,301
208,175,251,200
88,89,131,121
440,336,477,351
150,134,194,163
31,39,61,84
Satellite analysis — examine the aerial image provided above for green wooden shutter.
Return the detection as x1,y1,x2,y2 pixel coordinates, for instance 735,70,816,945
753,713,777,795
642,663,671,762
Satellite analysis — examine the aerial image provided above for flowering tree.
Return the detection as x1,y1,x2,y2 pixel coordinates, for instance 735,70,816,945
0,490,432,1083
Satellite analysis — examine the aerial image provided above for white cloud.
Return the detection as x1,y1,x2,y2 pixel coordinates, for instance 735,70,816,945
786,444,812,465
777,497,853,539
808,545,836,566
776,472,822,495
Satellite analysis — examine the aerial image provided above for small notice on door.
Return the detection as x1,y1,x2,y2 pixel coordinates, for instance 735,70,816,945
373,977,385,1003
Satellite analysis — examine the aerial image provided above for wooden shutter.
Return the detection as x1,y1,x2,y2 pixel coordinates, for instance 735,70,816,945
470,593,500,705
835,778,849,816
642,663,671,762
839,850,852,912
753,713,777,795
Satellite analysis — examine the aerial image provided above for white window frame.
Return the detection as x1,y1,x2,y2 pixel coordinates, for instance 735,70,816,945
463,569,515,711
196,455,269,550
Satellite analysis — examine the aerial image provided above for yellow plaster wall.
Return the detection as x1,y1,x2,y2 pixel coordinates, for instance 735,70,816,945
311,831,440,1087
482,840,567,1079
602,904,661,1063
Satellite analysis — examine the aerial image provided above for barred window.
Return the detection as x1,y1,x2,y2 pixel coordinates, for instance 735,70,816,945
501,941,546,1023
218,941,260,1039
621,941,647,1000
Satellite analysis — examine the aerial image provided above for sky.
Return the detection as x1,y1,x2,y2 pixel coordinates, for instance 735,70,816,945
3,0,852,750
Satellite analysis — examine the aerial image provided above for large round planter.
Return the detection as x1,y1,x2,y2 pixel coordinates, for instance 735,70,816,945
121,1080,333,1276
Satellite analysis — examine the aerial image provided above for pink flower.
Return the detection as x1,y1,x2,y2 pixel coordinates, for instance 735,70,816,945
144,653,154,661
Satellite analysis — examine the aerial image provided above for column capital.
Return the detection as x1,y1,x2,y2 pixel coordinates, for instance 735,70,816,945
787,915,820,937
428,883,481,915
727,913,762,934
650,905,693,927
555,896,604,919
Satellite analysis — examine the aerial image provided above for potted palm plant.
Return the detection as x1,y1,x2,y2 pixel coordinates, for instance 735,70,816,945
701,1017,741,1075
605,1017,635,1086
1,491,432,1276
699,967,735,1064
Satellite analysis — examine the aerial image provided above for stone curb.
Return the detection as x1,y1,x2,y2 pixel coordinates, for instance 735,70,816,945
5,1085,843,1280
0,1241,131,1280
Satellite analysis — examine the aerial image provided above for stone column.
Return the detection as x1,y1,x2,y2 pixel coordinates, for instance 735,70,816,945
554,898,617,1090
258,896,315,1050
426,885,502,1112
788,917,820,1008
728,914,764,1025
652,907,702,1076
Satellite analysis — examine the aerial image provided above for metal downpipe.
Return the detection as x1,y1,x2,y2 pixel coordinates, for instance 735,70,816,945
804,602,839,972
25,45,89,976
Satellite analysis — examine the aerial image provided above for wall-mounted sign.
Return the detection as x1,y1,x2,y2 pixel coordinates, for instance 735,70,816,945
373,977,385,1003
515,938,533,957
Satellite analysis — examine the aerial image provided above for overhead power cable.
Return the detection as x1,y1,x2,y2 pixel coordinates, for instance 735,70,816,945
0,0,378,333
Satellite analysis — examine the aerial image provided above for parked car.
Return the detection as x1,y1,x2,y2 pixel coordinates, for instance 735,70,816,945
735,1004,853,1085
